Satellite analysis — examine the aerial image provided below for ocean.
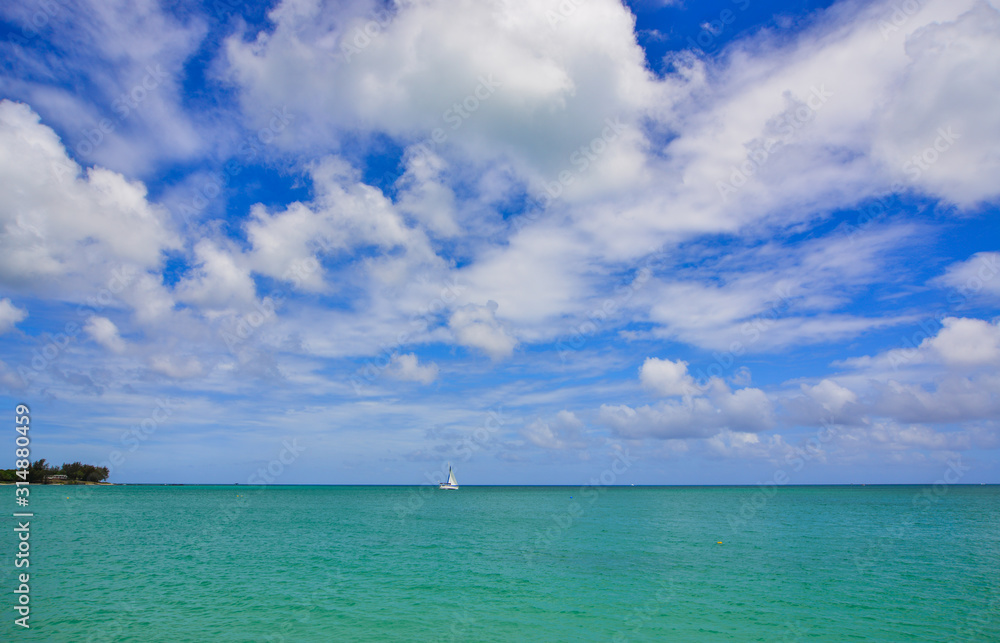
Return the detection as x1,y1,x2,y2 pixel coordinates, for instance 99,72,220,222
4,484,999,641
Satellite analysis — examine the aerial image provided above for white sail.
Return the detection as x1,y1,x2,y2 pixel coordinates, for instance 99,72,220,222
439,465,459,489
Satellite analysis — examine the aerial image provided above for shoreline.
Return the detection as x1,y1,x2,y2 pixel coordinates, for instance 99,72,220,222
0,481,114,485
1,482,993,487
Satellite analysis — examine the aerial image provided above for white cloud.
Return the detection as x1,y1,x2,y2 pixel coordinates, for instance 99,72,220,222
703,421,996,467
219,0,1000,364
634,225,920,352
455,222,594,331
0,298,27,334
925,317,1000,367
934,252,1000,302
244,202,329,293
523,419,566,450
872,1,1000,206
704,430,771,461
221,0,1000,237
394,151,461,238
121,273,177,326
244,156,445,295
149,355,203,379
841,316,1000,372
449,300,518,360
600,376,773,439
640,357,695,397
386,353,438,385
174,240,257,312
869,376,1000,425
225,0,658,189
84,316,126,353
522,410,586,450
729,366,752,387
802,379,858,415
787,317,1000,429
671,0,1000,217
0,359,24,391
823,421,998,464
786,369,1000,429
0,100,180,294
863,421,993,451
0,0,208,174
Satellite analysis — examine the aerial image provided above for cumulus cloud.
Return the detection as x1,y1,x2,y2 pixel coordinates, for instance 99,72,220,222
386,353,438,385
455,222,594,330
640,357,695,397
867,375,1000,425
0,101,180,294
925,317,1000,366
678,0,1000,215
174,240,257,312
787,372,1000,430
522,410,586,450
0,298,27,334
121,273,177,326
704,430,776,461
934,252,1000,302
449,301,518,359
847,421,997,453
840,317,1000,372
221,0,1000,363
803,379,858,415
225,0,658,189
394,151,461,239
84,316,126,353
705,421,996,467
809,421,999,467
243,157,442,292
601,375,773,439
149,355,203,379
872,1,1000,206
787,317,1000,430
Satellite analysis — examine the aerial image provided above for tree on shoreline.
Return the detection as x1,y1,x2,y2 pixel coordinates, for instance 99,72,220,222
27,458,60,483
0,459,109,483
61,461,110,482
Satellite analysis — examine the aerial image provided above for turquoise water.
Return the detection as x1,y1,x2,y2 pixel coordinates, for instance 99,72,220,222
3,485,999,641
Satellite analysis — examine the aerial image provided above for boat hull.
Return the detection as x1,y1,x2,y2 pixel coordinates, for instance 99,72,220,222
438,484,459,490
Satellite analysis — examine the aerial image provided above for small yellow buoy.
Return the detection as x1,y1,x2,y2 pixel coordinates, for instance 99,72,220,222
717,541,722,544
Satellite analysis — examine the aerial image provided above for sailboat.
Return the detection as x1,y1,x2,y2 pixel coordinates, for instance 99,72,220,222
439,465,458,490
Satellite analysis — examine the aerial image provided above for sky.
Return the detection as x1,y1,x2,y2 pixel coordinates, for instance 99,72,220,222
0,0,998,485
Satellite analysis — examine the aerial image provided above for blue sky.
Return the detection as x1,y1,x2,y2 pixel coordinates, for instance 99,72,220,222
1,0,998,484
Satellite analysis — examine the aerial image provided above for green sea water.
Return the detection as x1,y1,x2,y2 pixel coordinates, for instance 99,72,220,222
3,485,999,642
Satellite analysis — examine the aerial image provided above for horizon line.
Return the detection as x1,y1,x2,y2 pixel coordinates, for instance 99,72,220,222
40,482,1000,487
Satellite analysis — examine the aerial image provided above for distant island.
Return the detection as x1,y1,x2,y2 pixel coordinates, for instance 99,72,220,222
0,459,110,484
